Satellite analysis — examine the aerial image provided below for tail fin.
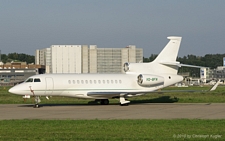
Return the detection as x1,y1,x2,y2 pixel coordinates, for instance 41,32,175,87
153,36,182,63
125,36,182,75
151,36,182,75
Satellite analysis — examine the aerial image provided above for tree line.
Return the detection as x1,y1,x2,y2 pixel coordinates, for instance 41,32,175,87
0,53,35,64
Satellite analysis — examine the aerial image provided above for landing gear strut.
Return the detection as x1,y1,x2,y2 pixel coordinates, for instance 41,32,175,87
29,86,41,108
33,96,41,108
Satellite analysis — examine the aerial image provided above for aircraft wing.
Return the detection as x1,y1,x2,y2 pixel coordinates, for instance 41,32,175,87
87,91,146,98
209,79,220,91
87,92,122,98
151,79,220,93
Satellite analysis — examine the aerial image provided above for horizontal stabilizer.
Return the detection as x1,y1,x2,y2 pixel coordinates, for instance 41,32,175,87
180,64,205,68
160,61,181,67
160,62,206,69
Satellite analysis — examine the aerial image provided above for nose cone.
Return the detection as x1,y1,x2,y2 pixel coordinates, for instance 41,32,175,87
8,84,26,95
8,87,17,94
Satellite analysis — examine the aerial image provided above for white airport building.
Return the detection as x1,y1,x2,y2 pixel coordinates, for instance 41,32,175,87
35,45,143,74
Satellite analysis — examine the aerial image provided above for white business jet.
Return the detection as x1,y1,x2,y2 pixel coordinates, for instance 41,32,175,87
8,36,218,107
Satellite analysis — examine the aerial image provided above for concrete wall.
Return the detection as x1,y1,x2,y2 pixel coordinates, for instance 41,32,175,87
89,45,97,73
51,45,82,73
36,45,143,74
82,45,89,73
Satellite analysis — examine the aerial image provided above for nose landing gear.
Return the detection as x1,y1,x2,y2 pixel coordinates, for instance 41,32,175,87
33,96,41,108
29,86,41,108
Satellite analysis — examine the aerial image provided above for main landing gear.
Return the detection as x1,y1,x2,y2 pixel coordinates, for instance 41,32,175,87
96,97,130,106
100,99,109,105
93,99,109,105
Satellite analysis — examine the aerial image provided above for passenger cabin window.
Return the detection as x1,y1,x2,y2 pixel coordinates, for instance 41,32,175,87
25,78,33,82
34,78,41,82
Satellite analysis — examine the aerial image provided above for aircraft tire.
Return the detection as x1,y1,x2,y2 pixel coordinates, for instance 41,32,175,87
33,104,39,108
100,99,109,105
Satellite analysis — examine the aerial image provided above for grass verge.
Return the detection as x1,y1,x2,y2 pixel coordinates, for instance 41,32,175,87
0,119,224,141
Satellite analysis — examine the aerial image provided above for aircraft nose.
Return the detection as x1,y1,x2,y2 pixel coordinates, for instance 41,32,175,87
8,87,16,94
9,85,22,95
8,84,31,95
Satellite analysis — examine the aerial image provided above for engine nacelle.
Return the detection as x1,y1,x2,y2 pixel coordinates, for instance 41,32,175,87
123,62,129,72
137,74,164,86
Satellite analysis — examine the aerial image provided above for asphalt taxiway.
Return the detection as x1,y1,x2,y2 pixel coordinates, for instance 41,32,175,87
1,103,225,120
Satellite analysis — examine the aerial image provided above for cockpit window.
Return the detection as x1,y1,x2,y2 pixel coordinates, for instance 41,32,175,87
25,78,33,82
34,78,41,82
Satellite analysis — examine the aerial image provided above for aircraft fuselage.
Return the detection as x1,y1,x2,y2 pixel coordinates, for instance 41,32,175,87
9,73,183,99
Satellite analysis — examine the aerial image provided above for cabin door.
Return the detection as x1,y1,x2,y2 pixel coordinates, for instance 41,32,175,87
45,77,54,95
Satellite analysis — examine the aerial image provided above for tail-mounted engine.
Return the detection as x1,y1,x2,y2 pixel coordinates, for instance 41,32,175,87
123,62,129,72
123,62,143,73
137,74,164,86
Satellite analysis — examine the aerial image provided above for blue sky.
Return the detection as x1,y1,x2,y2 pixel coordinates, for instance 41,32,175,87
0,0,225,57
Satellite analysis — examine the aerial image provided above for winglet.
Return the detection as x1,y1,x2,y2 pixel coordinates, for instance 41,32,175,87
209,79,220,91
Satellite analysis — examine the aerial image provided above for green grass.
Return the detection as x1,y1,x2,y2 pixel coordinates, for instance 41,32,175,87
1,86,225,104
0,119,224,141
